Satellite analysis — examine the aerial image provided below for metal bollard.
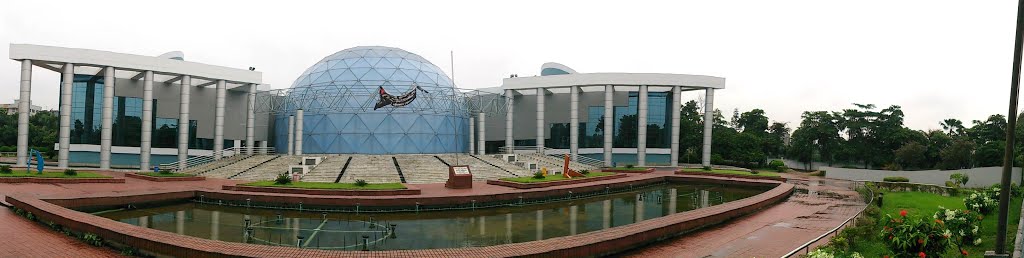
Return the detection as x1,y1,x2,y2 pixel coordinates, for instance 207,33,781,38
362,235,369,251
296,235,304,248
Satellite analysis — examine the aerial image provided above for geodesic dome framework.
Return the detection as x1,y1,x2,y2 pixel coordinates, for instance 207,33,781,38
259,46,508,154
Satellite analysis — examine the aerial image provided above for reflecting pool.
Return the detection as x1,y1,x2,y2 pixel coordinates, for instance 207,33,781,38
94,182,767,250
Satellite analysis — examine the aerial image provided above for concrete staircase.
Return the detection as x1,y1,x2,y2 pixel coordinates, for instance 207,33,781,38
515,154,596,173
302,155,350,183
437,154,518,181
474,154,533,177
200,155,279,179
232,156,304,181
180,155,248,175
339,155,401,183
396,155,450,184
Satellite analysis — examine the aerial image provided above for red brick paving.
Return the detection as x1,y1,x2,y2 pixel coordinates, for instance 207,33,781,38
0,168,860,257
622,174,865,258
0,206,119,258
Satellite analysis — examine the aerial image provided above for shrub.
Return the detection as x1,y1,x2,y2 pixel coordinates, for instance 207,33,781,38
933,207,983,247
964,190,997,215
579,170,590,175
274,173,292,185
354,179,368,187
988,183,1023,197
750,170,760,174
879,210,954,257
63,169,77,176
768,160,786,172
702,166,712,171
625,164,635,169
809,170,826,177
883,176,909,183
532,172,545,179
82,233,103,247
949,173,969,188
0,165,11,174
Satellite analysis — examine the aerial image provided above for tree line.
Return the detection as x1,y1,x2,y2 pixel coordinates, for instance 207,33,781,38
0,110,58,158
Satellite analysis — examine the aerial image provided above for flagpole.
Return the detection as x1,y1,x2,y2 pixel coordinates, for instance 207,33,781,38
452,50,460,166
992,0,1024,256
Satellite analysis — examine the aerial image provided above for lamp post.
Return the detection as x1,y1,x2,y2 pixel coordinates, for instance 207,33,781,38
990,0,1024,256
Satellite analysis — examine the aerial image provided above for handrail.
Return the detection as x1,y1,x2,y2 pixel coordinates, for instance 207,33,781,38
158,146,275,171
499,145,603,169
782,180,875,257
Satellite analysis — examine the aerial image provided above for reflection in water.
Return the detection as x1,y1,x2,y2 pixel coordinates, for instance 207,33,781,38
94,183,766,251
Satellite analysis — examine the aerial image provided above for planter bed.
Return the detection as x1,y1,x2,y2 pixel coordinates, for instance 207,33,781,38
125,173,205,182
488,173,629,189
0,177,124,184
223,184,420,196
675,170,786,182
602,167,656,173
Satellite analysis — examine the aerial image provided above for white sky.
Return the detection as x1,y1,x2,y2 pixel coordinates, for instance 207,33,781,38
0,0,1020,131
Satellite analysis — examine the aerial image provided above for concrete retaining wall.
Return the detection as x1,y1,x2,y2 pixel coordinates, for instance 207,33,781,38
822,166,1022,188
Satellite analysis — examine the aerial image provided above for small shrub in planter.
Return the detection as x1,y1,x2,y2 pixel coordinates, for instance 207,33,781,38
750,170,760,174
882,176,909,183
0,165,11,174
532,172,545,179
274,173,292,185
625,164,635,169
965,190,998,214
879,210,954,257
63,169,77,176
354,179,368,187
82,233,104,247
579,170,590,175
702,166,712,171
934,207,983,247
949,173,969,188
768,160,787,172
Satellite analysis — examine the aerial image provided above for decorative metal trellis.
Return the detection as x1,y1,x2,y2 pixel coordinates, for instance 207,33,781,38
254,85,509,117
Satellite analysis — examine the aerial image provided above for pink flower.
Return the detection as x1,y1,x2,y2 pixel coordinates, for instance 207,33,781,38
900,209,908,217
919,252,926,258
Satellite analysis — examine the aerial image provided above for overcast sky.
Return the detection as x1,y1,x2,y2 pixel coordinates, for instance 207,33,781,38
1,0,1020,131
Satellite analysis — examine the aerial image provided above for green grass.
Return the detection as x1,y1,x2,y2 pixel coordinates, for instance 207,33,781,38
137,172,195,177
677,168,781,178
848,190,1022,257
605,167,649,171
0,171,110,178
501,171,616,183
242,181,407,190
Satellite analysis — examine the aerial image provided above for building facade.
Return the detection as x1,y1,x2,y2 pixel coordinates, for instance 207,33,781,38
10,44,268,170
478,63,723,167
1,99,41,115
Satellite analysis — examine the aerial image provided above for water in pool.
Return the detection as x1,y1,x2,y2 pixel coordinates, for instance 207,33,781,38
94,182,767,250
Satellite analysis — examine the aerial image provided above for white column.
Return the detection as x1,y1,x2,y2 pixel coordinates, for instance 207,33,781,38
213,80,226,160
477,112,486,155
16,60,32,167
294,109,303,156
603,85,613,166
139,216,149,228
700,190,710,208
702,89,715,167
569,205,578,235
469,116,476,154
536,88,545,152
602,199,611,229
637,85,648,167
246,84,256,155
671,86,682,167
177,75,191,170
505,89,514,151
259,140,268,155
99,67,114,170
535,210,544,240
668,188,678,215
210,211,220,240
479,216,486,236
57,63,73,168
140,71,154,171
505,213,512,244
569,86,579,161
176,210,185,235
287,116,294,155
635,193,645,222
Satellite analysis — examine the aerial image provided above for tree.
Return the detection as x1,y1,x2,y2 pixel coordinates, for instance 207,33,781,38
941,118,967,138
788,111,843,166
968,114,1007,145
678,101,703,163
893,141,927,170
974,141,1005,167
923,130,952,169
737,109,769,134
940,140,975,170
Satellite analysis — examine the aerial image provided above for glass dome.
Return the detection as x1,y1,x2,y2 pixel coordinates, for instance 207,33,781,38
275,46,468,154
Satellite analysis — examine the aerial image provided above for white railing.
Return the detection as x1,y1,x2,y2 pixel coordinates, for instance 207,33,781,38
498,146,603,171
159,147,275,172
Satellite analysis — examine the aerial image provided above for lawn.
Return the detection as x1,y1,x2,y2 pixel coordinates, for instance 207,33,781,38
848,190,1022,257
138,172,196,177
677,168,781,178
501,171,616,183
243,181,407,190
0,171,110,178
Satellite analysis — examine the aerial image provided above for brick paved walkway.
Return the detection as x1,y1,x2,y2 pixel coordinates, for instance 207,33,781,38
0,205,120,258
622,174,865,258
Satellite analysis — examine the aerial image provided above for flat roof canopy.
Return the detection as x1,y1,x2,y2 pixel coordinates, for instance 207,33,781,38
9,44,261,89
501,72,725,91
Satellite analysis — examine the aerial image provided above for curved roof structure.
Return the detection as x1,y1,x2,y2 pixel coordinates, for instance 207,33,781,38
540,62,576,76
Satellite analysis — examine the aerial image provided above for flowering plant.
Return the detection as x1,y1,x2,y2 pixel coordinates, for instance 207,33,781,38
933,207,983,248
880,210,953,257
964,190,997,214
